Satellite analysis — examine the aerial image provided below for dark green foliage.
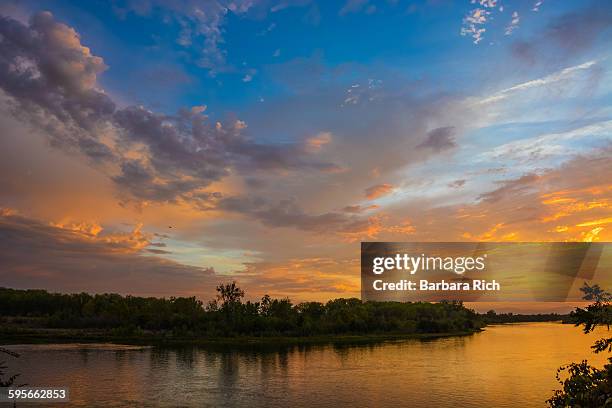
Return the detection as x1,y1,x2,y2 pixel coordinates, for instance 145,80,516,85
0,285,482,338
481,310,565,324
0,347,20,387
548,283,612,407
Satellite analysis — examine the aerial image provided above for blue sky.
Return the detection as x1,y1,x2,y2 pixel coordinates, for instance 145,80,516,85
14,0,602,115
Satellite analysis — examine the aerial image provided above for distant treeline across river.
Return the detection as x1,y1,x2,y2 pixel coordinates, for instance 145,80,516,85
0,285,567,342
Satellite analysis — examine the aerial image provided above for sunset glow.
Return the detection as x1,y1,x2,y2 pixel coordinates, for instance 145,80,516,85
0,0,610,310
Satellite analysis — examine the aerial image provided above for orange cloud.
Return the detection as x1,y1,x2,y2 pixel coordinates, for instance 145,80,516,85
342,204,379,213
364,183,394,200
340,216,415,242
461,223,518,241
582,227,604,242
51,220,104,237
237,257,360,302
305,131,332,152
576,217,612,227
49,218,155,253
0,209,218,297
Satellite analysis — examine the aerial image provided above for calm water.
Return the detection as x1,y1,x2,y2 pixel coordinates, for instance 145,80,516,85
4,323,610,407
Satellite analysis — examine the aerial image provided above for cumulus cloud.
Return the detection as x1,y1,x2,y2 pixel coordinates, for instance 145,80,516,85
0,12,115,159
0,12,337,206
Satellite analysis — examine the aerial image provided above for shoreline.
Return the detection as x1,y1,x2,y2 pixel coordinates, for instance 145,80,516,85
0,328,482,348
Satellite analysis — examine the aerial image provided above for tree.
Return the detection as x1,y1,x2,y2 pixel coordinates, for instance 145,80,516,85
547,282,612,407
216,281,244,307
259,295,272,316
0,285,485,338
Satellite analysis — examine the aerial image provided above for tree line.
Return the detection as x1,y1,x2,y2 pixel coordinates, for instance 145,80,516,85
482,310,566,324
0,283,483,337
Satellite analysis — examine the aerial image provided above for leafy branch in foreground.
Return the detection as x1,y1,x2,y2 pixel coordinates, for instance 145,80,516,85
0,347,20,388
547,282,612,407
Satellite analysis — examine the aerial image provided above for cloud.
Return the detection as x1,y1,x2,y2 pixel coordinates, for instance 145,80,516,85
364,183,394,200
481,120,612,164
416,126,457,152
117,0,259,74
340,79,383,107
0,206,375,301
463,151,612,241
0,11,115,155
0,209,219,296
460,0,592,46
384,149,612,244
460,7,490,44
115,0,315,75
505,11,520,36
477,173,540,204
448,179,466,189
477,60,598,105
511,4,612,64
532,1,544,12
459,0,508,45
236,256,361,301
341,204,379,213
218,195,367,234
544,4,612,55
216,195,413,243
305,131,332,152
0,12,338,206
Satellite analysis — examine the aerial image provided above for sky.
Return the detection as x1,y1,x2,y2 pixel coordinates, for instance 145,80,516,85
0,0,611,312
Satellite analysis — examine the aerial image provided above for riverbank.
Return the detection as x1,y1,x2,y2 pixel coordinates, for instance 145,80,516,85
0,327,482,348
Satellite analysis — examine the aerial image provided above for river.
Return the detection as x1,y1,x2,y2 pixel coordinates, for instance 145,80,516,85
4,322,610,407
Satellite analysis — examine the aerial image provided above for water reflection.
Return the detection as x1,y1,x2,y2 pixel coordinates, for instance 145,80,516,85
5,323,610,408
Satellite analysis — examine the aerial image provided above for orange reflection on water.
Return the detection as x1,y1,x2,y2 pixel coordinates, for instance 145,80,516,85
6,323,611,408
